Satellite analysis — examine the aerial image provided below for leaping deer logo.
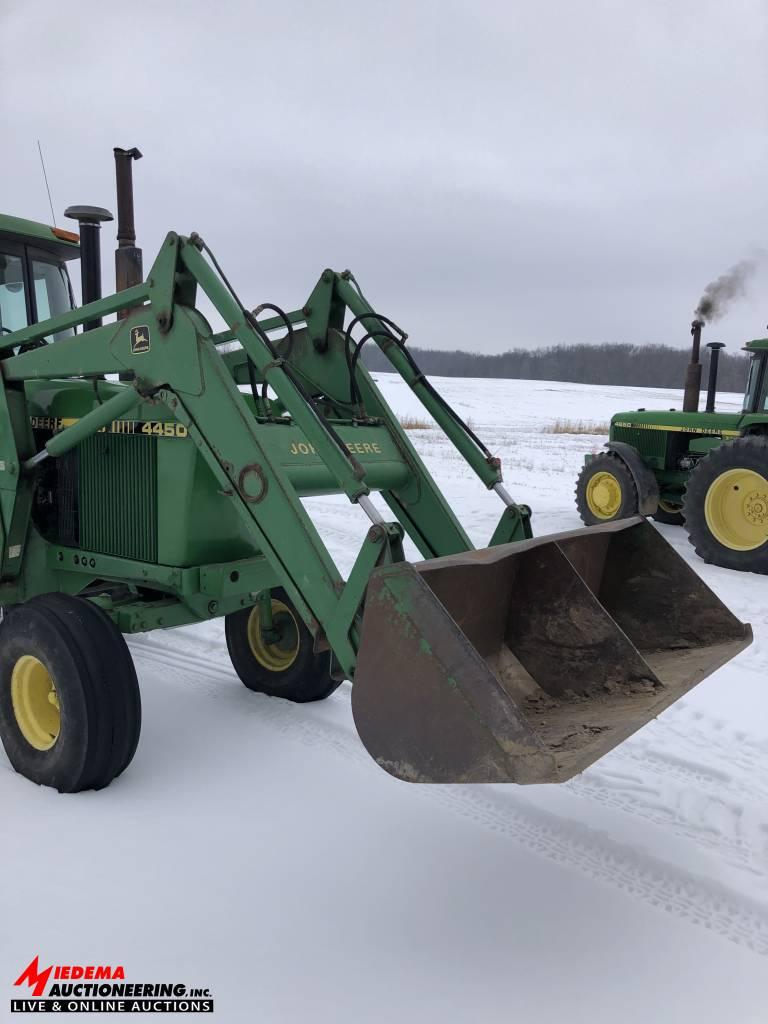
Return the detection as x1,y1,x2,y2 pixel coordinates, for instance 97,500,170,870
130,325,151,354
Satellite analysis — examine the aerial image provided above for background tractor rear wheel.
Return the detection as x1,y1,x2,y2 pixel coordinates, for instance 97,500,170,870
0,594,141,792
684,436,768,573
225,588,340,703
575,452,639,525
652,499,685,526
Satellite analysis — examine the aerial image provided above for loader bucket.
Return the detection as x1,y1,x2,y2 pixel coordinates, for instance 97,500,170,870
351,517,751,784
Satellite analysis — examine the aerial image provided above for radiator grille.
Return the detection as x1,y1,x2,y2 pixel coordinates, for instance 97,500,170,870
78,433,158,562
612,426,668,462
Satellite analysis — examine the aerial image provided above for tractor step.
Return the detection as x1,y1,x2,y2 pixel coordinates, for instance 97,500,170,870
352,517,751,784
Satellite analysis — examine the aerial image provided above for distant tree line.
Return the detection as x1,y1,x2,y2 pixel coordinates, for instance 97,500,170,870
362,342,750,392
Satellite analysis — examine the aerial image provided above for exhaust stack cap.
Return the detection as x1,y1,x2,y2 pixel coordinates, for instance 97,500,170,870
64,205,113,225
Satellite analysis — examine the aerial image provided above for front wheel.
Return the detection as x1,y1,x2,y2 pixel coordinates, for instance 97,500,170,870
225,588,340,703
0,594,141,792
575,453,639,525
684,436,768,573
652,500,685,526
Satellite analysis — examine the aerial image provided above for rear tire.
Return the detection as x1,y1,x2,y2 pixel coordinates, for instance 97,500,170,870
684,436,768,573
225,588,340,703
0,594,141,792
575,453,639,525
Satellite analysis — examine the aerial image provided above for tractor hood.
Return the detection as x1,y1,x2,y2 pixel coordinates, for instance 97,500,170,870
610,409,743,437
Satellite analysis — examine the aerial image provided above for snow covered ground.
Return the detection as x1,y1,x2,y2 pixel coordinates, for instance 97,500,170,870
2,376,766,1022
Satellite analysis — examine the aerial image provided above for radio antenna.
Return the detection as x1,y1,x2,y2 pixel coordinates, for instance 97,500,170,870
36,140,57,226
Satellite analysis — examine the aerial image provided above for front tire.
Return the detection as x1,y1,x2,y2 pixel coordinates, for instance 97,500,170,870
575,453,639,525
652,500,685,526
684,436,768,573
225,588,340,703
0,594,141,792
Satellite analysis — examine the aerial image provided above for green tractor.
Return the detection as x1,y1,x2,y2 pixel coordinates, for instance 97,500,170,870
0,150,751,793
577,320,768,573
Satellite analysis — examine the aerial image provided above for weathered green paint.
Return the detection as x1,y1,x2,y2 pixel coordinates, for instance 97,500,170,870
0,232,523,679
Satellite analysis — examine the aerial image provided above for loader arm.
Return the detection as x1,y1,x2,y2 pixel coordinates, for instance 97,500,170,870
0,231,751,786
0,231,503,674
215,269,532,548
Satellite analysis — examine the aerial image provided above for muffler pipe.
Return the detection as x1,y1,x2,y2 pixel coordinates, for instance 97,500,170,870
114,146,143,380
114,147,143,308
683,318,704,412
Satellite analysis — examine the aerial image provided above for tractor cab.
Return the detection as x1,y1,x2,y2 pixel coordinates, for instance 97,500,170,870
0,214,79,342
742,339,768,414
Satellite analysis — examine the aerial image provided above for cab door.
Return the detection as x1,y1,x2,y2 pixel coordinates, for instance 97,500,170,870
0,242,33,336
27,246,75,341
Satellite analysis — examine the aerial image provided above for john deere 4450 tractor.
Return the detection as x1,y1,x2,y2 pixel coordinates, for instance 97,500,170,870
0,149,750,793
577,320,768,573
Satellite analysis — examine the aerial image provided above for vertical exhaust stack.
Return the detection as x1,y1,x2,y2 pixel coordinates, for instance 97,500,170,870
114,147,143,381
705,341,725,413
683,318,704,412
113,147,143,312
63,206,113,331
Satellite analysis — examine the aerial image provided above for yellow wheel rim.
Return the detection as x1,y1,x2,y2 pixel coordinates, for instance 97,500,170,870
11,655,60,751
247,599,301,673
704,467,768,551
586,470,622,519
659,499,682,514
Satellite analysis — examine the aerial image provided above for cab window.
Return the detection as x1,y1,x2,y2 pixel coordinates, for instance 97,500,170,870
0,252,28,336
31,257,74,341
743,353,768,413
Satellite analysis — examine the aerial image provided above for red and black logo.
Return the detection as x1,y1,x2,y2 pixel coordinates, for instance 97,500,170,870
12,956,213,1014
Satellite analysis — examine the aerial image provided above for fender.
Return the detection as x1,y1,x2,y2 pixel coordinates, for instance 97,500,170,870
605,441,659,515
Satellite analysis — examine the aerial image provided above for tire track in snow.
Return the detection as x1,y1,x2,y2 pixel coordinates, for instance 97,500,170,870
562,707,768,879
129,633,768,955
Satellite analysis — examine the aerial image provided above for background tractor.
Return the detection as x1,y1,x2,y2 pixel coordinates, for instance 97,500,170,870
0,150,750,793
577,319,768,573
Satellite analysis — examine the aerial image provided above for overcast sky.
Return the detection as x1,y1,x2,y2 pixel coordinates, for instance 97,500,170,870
1,0,766,353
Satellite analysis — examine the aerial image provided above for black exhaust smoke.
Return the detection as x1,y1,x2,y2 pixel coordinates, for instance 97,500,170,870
695,258,758,322
683,254,761,411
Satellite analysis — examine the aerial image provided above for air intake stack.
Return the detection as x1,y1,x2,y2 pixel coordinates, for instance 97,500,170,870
63,206,113,331
705,341,725,413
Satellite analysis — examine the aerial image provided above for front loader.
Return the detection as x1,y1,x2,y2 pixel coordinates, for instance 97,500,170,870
0,151,751,792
